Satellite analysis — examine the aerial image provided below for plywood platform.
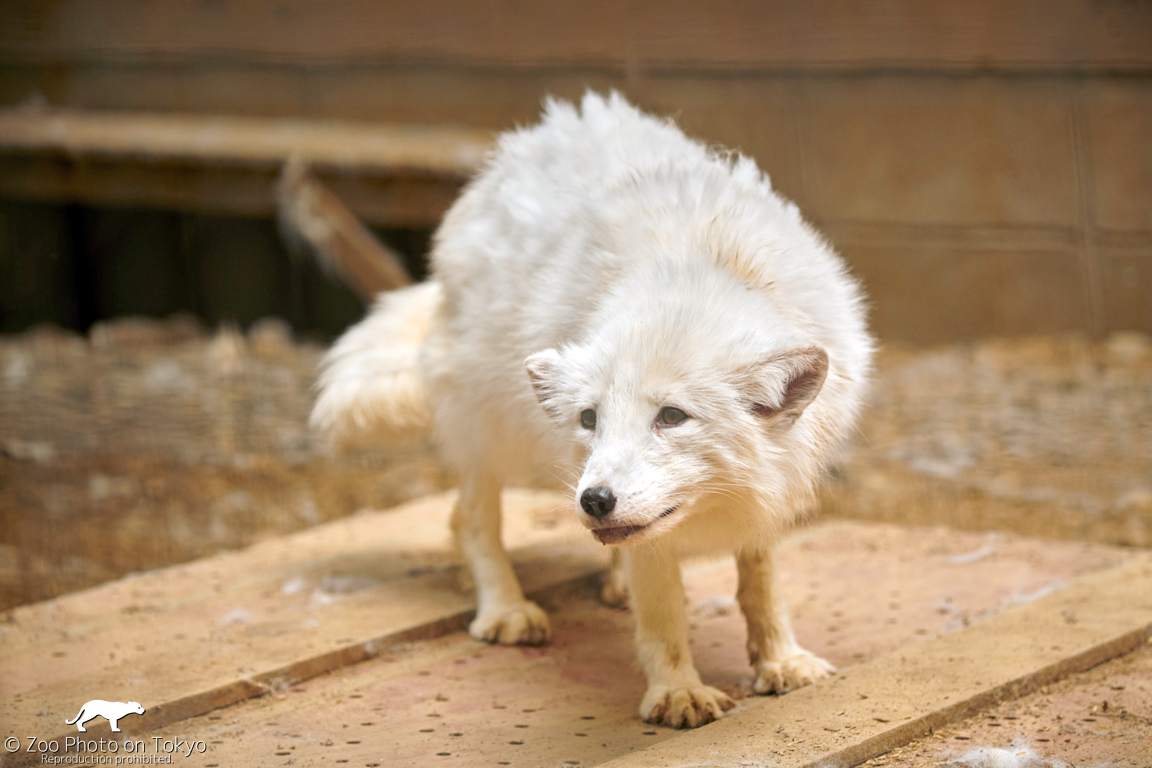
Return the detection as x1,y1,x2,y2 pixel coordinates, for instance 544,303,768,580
0,490,607,750
860,642,1152,768
2,491,1150,767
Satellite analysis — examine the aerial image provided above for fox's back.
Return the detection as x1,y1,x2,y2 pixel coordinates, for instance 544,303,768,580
423,93,872,472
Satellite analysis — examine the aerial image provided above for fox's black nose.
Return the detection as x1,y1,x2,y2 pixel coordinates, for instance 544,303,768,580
580,486,616,520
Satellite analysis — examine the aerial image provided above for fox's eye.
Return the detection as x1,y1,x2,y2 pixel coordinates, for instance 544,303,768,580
580,409,597,429
657,406,689,426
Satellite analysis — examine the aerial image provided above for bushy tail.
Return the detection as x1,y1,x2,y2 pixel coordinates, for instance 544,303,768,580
310,281,440,448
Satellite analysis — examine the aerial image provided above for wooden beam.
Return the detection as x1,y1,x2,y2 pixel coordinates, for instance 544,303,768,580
0,105,490,175
0,105,488,225
277,159,413,298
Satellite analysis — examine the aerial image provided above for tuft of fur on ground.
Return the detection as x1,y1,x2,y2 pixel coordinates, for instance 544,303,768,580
946,738,1072,768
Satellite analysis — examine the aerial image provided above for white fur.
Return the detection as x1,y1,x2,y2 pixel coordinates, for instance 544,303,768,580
311,281,439,448
314,92,874,727
948,738,1072,768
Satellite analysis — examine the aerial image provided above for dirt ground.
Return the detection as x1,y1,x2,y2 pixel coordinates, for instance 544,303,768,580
2,317,1150,611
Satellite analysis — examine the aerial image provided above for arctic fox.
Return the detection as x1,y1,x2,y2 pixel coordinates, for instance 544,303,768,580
312,93,873,728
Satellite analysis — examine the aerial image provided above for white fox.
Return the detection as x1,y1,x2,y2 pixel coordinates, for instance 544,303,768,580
312,92,873,728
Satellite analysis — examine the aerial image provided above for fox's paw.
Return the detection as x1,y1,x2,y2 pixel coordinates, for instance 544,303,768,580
640,684,735,729
752,650,835,695
469,601,551,646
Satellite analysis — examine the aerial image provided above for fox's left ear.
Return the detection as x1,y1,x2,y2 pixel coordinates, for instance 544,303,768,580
738,345,828,428
525,348,566,418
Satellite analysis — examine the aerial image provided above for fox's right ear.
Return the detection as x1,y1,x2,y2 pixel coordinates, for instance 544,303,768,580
525,348,565,418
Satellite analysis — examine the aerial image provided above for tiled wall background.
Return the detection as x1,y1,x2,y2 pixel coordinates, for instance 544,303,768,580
2,1,1150,344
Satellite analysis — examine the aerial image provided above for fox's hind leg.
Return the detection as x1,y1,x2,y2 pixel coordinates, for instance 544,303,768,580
737,547,834,694
452,469,551,646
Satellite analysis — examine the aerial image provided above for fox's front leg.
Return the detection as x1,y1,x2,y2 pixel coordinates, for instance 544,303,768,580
452,470,550,645
600,548,629,607
736,547,833,694
629,546,735,728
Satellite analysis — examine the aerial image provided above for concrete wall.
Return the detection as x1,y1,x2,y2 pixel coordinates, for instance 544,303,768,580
2,1,1150,343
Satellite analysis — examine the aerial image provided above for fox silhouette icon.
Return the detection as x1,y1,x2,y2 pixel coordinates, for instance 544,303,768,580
65,700,145,732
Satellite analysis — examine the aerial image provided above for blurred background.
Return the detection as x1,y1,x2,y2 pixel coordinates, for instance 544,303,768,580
1,1,1150,611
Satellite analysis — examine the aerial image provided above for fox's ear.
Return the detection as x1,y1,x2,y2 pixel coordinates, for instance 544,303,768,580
525,348,565,418
738,345,828,428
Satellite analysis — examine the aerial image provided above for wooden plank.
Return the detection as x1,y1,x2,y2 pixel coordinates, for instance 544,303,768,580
147,555,1149,768
277,161,413,297
868,642,1152,768
0,106,489,175
3,516,1140,766
1,1,1150,73
600,553,1152,768
0,489,608,747
0,106,486,223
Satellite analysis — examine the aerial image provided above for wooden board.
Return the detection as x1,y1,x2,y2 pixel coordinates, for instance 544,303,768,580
0,489,607,747
0,106,488,225
602,554,1152,767
862,642,1152,768
0,107,489,175
4,503,1147,767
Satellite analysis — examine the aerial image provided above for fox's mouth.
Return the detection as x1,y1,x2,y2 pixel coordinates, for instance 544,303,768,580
591,504,680,545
